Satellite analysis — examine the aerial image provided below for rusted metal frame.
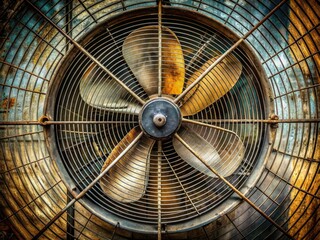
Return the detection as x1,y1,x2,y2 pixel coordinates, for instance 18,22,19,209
0,131,43,140
111,222,120,240
0,156,50,174
274,83,320,99
268,50,319,79
0,60,50,81
174,133,293,239
157,140,162,240
0,180,62,223
78,0,98,23
265,167,320,200
158,0,163,97
164,154,200,215
31,132,143,239
25,0,145,106
0,83,47,95
272,148,319,163
174,0,288,104
225,213,247,239
262,22,320,64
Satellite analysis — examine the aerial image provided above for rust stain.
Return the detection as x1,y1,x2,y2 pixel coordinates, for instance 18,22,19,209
288,0,320,239
1,97,16,109
162,28,185,95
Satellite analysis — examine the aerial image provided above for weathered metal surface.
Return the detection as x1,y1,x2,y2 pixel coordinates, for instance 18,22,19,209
287,0,320,239
0,0,319,239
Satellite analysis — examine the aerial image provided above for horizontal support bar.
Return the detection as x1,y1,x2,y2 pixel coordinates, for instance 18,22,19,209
1,118,319,126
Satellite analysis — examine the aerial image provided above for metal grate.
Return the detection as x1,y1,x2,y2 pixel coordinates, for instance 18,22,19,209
51,8,270,231
0,0,319,239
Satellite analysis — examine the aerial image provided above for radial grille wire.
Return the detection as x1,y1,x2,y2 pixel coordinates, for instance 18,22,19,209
0,0,319,239
52,8,269,228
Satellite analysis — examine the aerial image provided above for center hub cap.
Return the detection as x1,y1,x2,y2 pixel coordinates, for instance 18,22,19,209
139,98,181,139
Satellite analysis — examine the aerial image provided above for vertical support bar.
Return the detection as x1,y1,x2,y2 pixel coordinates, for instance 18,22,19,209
66,191,75,240
157,0,163,97
65,0,72,52
157,141,162,240
66,1,74,239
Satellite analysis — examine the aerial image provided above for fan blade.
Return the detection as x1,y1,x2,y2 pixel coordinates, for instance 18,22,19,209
123,26,185,96
181,54,242,116
173,126,244,177
100,127,155,203
80,63,141,115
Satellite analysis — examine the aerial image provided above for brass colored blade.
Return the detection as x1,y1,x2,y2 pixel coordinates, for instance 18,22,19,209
173,126,244,177
80,63,141,115
181,54,242,116
122,26,185,96
100,128,155,202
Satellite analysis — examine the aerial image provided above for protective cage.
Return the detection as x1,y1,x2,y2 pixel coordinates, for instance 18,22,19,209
0,1,319,240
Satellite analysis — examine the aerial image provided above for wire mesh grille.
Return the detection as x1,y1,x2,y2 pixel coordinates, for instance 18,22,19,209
52,8,269,228
0,0,319,239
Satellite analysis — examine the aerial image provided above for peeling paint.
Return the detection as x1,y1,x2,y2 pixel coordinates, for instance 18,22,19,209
1,97,15,109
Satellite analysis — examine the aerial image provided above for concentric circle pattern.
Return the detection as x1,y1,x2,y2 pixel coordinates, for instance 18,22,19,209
0,1,319,239
52,8,270,231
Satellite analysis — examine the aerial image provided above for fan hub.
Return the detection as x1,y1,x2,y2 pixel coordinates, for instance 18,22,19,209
153,113,167,127
139,98,181,139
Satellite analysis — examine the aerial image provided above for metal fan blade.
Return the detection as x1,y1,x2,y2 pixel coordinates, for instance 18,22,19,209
181,54,242,116
80,63,141,115
100,127,155,203
122,26,185,96
173,125,244,177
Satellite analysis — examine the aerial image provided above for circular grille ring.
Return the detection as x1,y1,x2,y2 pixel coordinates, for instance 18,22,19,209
48,7,272,233
0,1,319,239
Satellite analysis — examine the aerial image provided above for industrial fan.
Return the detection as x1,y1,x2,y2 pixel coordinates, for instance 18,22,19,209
0,0,319,239
80,24,245,202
